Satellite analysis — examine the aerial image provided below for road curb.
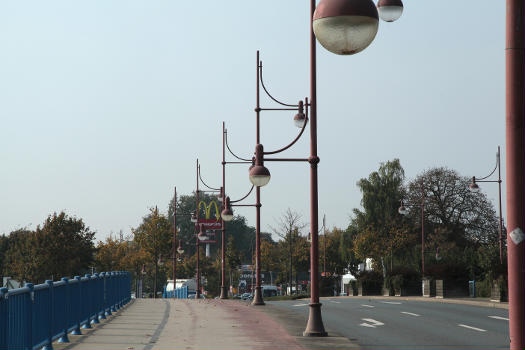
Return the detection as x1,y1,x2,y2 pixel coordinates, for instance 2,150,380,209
326,295,508,309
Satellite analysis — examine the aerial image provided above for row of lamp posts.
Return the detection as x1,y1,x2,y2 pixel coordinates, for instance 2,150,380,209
170,0,524,348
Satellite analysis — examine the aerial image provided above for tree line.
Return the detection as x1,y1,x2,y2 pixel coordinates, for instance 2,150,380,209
1,159,504,297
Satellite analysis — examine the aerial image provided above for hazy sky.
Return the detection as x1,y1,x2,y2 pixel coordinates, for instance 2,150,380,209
0,1,505,242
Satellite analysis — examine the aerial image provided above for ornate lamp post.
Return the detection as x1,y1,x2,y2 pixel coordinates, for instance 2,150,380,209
170,187,195,291
245,0,403,336
469,146,504,265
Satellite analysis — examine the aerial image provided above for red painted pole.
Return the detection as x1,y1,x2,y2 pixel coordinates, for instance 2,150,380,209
506,1,525,348
252,51,265,306
195,160,201,299
303,0,326,337
497,146,504,265
173,187,177,283
220,122,228,299
421,198,425,277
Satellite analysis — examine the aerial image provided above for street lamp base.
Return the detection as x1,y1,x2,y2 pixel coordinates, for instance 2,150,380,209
251,286,265,306
220,286,229,299
303,303,327,337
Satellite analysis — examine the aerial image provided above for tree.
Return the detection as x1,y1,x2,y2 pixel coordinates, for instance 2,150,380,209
4,212,96,284
404,167,501,279
133,207,172,298
405,167,500,246
2,229,37,283
94,233,136,272
352,159,405,230
270,209,307,294
350,159,408,273
0,234,8,280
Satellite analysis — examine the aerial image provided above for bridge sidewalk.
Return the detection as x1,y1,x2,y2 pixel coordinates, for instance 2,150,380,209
56,298,354,350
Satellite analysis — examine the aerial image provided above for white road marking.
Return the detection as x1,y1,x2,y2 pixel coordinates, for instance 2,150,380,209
360,323,376,328
488,316,509,321
361,304,375,308
401,311,420,317
380,301,402,305
359,323,376,328
292,303,309,307
362,318,384,327
458,324,487,332
330,300,341,304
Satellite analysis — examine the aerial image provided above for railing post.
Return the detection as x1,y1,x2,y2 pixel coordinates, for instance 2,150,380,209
116,272,121,310
104,272,112,316
0,287,7,350
72,276,82,335
82,274,92,329
42,280,54,350
90,274,100,325
57,278,70,343
99,272,107,320
126,272,129,304
26,283,34,350
110,272,116,312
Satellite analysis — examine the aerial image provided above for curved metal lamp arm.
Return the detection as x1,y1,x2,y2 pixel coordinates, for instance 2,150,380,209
198,164,220,191
259,61,299,108
476,151,499,181
264,98,309,155
225,130,252,162
231,185,255,203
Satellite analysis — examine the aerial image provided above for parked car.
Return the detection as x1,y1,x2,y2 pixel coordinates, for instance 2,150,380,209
241,293,252,300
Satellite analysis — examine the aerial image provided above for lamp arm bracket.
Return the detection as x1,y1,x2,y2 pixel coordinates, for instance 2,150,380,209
259,62,299,108
475,157,499,181
231,185,255,203
263,117,308,155
198,166,221,191
231,204,257,207
225,161,252,164
264,158,309,162
225,130,252,162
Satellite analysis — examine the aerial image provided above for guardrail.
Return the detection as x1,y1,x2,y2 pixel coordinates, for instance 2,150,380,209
163,286,188,299
0,271,131,350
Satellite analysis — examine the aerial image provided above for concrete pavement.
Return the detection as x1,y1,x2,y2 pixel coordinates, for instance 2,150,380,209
54,296,506,350
55,298,358,350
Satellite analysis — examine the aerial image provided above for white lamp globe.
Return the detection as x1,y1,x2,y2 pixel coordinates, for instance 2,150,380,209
313,0,379,55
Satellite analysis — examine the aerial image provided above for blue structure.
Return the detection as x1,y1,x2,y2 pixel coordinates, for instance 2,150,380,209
0,271,131,350
162,286,188,299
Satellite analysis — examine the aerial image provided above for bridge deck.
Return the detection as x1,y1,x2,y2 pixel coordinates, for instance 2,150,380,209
57,298,303,350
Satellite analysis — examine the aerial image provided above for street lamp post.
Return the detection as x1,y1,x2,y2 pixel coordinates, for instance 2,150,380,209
469,146,504,265
245,0,403,336
170,186,194,292
505,1,525,348
221,124,264,303
195,160,201,299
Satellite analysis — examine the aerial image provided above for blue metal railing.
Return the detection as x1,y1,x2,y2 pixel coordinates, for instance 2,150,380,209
0,271,131,350
163,286,188,299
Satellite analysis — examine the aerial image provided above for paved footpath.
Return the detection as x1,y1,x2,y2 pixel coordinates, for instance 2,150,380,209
56,298,358,350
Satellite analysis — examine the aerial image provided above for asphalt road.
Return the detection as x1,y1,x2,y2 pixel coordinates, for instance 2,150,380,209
267,298,509,350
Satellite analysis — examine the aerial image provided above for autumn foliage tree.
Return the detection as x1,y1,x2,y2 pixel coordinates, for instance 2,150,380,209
3,212,96,284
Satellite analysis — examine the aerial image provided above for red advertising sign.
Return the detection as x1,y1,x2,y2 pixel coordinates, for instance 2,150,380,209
197,218,222,229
